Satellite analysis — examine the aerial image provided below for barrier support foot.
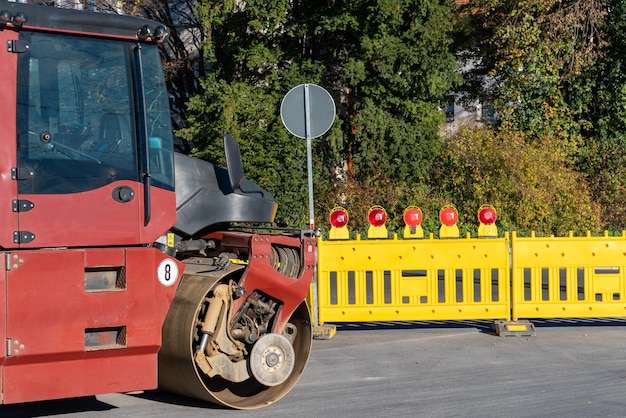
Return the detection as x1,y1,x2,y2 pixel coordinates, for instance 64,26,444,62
313,323,337,340
494,320,536,337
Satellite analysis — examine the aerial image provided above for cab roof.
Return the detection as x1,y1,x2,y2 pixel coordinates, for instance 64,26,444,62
0,1,163,41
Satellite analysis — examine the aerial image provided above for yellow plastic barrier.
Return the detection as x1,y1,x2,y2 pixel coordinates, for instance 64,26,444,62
311,206,626,328
316,233,511,323
510,231,626,321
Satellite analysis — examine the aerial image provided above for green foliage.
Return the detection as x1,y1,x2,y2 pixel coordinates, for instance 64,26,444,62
430,126,601,236
565,0,626,233
578,134,626,232
349,98,444,183
336,0,461,185
179,0,460,228
174,0,626,236
449,0,626,235
181,73,330,227
458,0,606,145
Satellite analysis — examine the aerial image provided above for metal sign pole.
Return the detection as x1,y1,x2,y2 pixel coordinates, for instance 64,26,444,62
280,83,336,337
304,84,315,231
303,84,320,328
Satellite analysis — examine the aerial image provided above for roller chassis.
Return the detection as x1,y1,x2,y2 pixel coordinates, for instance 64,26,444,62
159,230,316,409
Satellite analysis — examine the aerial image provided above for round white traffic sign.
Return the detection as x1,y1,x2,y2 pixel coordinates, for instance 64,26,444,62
280,84,335,139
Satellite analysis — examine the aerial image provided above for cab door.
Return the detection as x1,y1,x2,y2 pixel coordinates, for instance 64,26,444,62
14,32,142,248
0,27,21,404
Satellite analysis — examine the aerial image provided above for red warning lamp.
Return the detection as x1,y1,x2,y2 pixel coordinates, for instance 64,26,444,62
403,206,423,227
367,206,388,239
478,205,497,225
403,206,424,239
329,207,349,228
368,206,387,227
439,206,458,227
328,206,350,239
478,204,498,238
439,205,459,238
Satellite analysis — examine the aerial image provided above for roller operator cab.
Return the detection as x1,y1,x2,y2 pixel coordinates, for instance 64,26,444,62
0,1,316,410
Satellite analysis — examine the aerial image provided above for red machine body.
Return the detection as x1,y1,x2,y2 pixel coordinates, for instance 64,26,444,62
0,1,315,410
2,247,183,404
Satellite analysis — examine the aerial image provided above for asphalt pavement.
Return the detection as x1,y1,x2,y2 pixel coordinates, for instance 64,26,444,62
3,318,626,418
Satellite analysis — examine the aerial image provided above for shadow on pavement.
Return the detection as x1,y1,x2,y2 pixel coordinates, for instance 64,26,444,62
0,396,114,418
130,389,231,410
329,317,626,334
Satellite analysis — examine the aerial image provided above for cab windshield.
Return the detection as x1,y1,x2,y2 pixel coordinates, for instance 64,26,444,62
16,32,174,194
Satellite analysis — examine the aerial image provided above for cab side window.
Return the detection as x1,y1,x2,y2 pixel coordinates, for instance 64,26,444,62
16,32,139,194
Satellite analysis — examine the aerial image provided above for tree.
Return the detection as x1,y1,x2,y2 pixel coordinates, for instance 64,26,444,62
179,0,460,227
573,0,626,230
138,0,208,135
178,1,334,226
314,0,460,185
448,0,622,233
456,0,606,145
